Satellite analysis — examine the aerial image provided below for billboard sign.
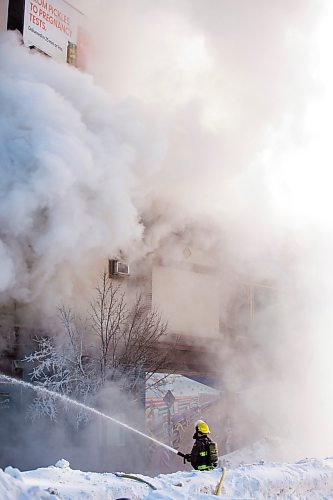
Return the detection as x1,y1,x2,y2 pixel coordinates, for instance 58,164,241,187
23,0,83,63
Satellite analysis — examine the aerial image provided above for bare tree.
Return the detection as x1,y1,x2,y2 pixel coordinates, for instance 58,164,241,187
89,273,127,385
24,272,171,420
89,272,170,395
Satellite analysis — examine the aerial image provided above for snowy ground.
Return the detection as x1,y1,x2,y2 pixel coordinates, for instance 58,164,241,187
2,456,333,499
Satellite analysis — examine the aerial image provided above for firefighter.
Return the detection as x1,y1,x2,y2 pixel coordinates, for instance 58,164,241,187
184,420,218,471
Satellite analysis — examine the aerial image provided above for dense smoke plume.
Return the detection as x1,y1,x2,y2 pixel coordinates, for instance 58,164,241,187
1,0,333,467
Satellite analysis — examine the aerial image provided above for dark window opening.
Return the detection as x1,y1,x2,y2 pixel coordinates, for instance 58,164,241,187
7,0,24,34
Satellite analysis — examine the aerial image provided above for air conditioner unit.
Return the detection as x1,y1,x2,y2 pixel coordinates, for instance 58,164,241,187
109,259,130,277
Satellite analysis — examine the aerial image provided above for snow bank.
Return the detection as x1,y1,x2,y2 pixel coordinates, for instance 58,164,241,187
0,467,55,500
1,458,333,499
222,459,333,499
218,437,299,469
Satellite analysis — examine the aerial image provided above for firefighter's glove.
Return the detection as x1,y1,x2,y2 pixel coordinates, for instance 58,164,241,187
184,454,191,463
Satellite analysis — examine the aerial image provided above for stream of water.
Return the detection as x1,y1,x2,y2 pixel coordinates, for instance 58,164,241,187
0,373,179,455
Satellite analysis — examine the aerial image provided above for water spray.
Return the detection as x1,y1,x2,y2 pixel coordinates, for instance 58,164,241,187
0,374,179,455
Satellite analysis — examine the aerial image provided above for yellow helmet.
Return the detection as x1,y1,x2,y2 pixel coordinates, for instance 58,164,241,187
195,420,210,434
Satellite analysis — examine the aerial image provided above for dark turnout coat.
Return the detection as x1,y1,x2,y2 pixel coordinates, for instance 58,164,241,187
190,433,215,471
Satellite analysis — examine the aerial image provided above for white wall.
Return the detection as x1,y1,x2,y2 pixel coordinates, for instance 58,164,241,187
152,263,219,340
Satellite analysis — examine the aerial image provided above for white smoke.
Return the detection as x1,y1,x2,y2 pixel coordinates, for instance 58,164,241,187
0,31,148,316
2,0,333,462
